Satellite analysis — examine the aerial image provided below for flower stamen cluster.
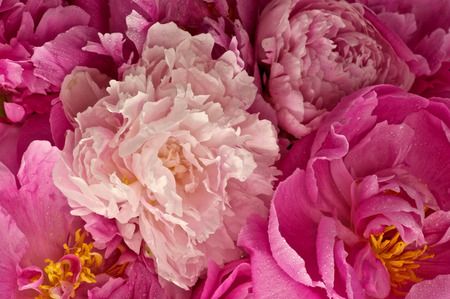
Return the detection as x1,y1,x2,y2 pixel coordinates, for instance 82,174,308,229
370,225,434,292
37,229,103,299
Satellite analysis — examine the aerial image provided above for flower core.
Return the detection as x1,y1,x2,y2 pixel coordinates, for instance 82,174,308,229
369,225,434,293
158,137,194,181
37,229,103,299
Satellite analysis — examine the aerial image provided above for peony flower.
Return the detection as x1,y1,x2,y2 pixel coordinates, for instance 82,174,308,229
0,141,157,298
0,0,147,172
0,1,117,122
256,0,415,138
352,0,450,77
239,85,450,298
54,22,279,289
192,259,253,299
351,0,450,102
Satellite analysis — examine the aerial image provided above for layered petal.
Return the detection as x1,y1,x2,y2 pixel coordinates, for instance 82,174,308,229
54,22,279,289
256,0,414,138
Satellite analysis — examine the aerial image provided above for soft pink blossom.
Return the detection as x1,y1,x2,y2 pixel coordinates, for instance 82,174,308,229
54,22,279,289
256,0,415,138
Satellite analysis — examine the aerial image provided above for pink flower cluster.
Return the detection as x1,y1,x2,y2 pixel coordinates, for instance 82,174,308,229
0,0,449,298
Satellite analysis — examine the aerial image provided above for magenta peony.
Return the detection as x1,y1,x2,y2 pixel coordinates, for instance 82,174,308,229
352,0,450,103
353,0,450,77
256,0,415,138
240,85,450,298
0,1,121,122
0,0,140,173
0,141,160,298
54,22,279,289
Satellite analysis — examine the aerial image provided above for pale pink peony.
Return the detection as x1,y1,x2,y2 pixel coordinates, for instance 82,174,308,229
256,0,415,138
54,22,279,289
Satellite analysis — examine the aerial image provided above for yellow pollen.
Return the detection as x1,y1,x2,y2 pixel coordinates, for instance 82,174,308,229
369,225,434,293
121,176,137,185
36,229,103,299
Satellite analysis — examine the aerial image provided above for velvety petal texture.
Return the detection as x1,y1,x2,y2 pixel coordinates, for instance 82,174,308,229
241,85,450,298
54,22,279,289
256,0,415,138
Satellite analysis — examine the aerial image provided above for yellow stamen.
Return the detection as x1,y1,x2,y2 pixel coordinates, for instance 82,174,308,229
369,225,434,293
36,229,103,299
122,177,136,185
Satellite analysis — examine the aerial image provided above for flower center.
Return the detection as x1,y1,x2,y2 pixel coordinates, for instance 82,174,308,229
36,229,103,299
369,225,434,293
158,137,193,181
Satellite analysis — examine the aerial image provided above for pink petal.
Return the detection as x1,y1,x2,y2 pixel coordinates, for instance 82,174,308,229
60,67,109,122
34,5,90,44
0,59,23,89
17,266,43,292
344,122,415,177
4,102,25,123
0,207,27,297
268,169,322,287
49,101,72,149
239,216,325,298
1,141,79,265
17,113,53,162
406,275,450,299
0,123,20,174
31,26,103,86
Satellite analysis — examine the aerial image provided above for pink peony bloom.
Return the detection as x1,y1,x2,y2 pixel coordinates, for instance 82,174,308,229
352,0,450,77
54,22,279,289
240,85,450,298
0,141,158,298
0,0,147,171
193,259,253,299
256,0,415,138
0,1,118,122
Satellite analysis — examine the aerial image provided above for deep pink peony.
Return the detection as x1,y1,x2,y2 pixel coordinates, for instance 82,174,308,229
54,22,279,289
353,0,450,77
0,0,146,173
255,0,415,138
0,0,120,121
352,0,450,101
0,141,161,298
240,85,450,298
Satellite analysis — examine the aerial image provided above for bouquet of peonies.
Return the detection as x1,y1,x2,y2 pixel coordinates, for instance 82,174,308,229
1,0,449,298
